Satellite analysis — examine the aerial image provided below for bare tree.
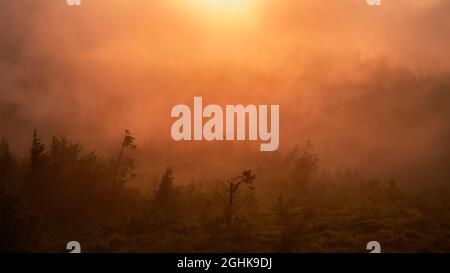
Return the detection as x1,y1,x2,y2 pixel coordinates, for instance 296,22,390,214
112,130,137,189
224,170,256,225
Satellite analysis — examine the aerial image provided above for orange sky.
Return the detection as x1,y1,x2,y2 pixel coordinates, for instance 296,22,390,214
1,0,450,182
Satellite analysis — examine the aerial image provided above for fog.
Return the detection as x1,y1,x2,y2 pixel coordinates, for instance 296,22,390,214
1,0,449,185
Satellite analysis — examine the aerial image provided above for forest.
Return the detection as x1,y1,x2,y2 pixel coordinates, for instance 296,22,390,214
1,0,450,254
1,129,450,253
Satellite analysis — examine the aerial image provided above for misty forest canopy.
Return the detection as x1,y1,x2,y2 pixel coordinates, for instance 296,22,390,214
1,127,450,253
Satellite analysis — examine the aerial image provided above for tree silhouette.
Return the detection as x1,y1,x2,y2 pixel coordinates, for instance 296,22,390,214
112,130,137,189
0,139,15,191
50,136,82,169
30,129,47,174
224,170,256,225
294,140,319,192
28,129,50,205
153,166,174,208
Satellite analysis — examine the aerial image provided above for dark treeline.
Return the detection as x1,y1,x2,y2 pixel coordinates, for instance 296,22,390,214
1,131,450,252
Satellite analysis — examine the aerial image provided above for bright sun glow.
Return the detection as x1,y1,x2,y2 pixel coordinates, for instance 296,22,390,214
199,0,251,13
182,0,258,23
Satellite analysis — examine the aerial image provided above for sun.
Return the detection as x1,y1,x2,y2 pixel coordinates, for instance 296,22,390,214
199,0,251,14
181,0,258,23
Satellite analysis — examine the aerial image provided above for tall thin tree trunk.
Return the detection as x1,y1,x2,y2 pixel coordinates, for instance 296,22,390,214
112,142,125,188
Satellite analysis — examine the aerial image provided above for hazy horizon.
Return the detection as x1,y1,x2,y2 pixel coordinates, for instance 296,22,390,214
1,0,450,185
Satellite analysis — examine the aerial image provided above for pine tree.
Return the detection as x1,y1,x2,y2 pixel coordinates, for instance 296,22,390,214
294,140,319,192
30,129,46,174
27,129,49,207
153,167,174,208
